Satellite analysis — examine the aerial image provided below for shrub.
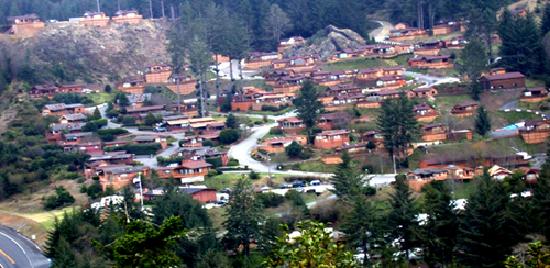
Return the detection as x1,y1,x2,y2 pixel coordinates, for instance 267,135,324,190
43,187,75,210
82,119,108,132
257,192,285,208
249,170,260,180
219,129,241,145
228,158,240,166
156,156,184,166
285,142,303,158
269,127,283,136
206,157,223,168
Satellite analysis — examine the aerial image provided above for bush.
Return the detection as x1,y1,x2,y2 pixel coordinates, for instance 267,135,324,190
206,157,223,168
219,129,241,145
43,187,75,210
249,170,260,180
207,170,219,177
228,158,240,166
97,128,128,141
257,192,285,208
285,142,303,158
82,119,108,132
157,156,184,166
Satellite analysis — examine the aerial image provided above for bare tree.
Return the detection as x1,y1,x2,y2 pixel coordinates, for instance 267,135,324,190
263,4,292,45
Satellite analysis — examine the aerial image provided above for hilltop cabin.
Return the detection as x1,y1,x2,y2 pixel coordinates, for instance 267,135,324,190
166,74,197,95
30,84,85,99
119,76,146,94
258,136,308,154
451,101,479,117
7,14,45,37
155,159,212,184
421,123,448,143
42,103,86,116
80,12,110,27
407,87,439,99
520,120,550,144
277,117,305,134
144,64,173,84
414,103,438,122
408,55,453,69
407,168,449,191
520,88,549,103
388,26,428,42
112,10,143,24
93,165,149,191
314,130,350,149
431,21,465,36
244,52,282,70
480,68,526,90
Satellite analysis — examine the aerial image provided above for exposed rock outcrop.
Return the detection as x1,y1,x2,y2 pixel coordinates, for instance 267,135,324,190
286,25,366,59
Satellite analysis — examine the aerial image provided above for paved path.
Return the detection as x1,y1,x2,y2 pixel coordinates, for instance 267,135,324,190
213,59,261,80
405,71,461,87
0,226,50,268
227,111,299,173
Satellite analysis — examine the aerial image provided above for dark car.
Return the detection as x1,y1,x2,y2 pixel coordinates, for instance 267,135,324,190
292,180,306,188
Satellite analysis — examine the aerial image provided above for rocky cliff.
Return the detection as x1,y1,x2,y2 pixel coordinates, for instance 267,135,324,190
286,25,367,59
1,20,171,83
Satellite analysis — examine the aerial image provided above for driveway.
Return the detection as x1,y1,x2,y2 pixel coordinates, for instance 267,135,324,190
213,59,261,80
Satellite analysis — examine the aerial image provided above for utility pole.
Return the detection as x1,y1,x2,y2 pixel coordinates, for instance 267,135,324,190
117,0,121,11
175,75,181,113
392,153,397,174
171,5,176,20
417,0,424,30
96,0,101,13
161,0,166,19
149,0,154,19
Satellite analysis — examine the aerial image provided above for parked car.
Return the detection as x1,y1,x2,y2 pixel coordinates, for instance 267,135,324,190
292,180,306,188
309,180,321,186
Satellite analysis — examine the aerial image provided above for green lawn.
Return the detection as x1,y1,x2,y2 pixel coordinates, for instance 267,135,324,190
205,172,286,190
526,79,546,88
495,111,541,124
86,92,114,104
290,160,339,173
322,55,410,71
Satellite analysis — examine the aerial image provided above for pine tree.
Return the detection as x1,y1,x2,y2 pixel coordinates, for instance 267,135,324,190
293,80,322,143
420,181,458,266
387,175,418,260
377,93,418,158
331,152,364,201
474,105,491,136
224,178,263,256
91,107,102,121
533,142,550,241
541,3,550,37
460,38,488,80
226,113,237,129
341,196,380,267
457,175,526,267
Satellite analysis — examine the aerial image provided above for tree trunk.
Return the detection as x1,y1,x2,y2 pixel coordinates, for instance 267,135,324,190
239,59,243,80
362,240,368,267
215,54,220,100
243,241,250,256
229,58,234,81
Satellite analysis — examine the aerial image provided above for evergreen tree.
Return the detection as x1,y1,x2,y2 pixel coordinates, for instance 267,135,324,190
377,93,418,158
457,175,526,267
541,3,550,37
533,142,550,242
341,196,380,267
91,107,102,121
152,188,211,228
331,151,364,201
470,80,483,101
293,80,323,144
387,175,418,260
474,105,491,136
499,12,545,76
143,112,158,126
420,181,458,266
224,178,263,256
226,113,238,129
460,38,488,80
263,3,292,46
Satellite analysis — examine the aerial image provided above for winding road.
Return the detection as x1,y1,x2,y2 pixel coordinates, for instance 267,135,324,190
0,226,50,268
369,20,394,43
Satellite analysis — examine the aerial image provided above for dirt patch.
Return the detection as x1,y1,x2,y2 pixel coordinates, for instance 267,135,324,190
0,108,17,134
0,212,48,248
0,180,88,214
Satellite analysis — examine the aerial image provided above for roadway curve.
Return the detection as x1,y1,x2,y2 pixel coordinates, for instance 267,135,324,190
369,20,394,43
0,226,50,268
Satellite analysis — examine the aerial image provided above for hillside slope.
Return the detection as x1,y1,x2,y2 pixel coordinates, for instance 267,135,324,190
1,21,171,83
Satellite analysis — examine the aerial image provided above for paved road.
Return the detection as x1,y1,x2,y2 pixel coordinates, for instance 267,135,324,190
227,111,299,173
0,226,50,268
369,20,394,43
213,59,261,80
405,71,461,87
